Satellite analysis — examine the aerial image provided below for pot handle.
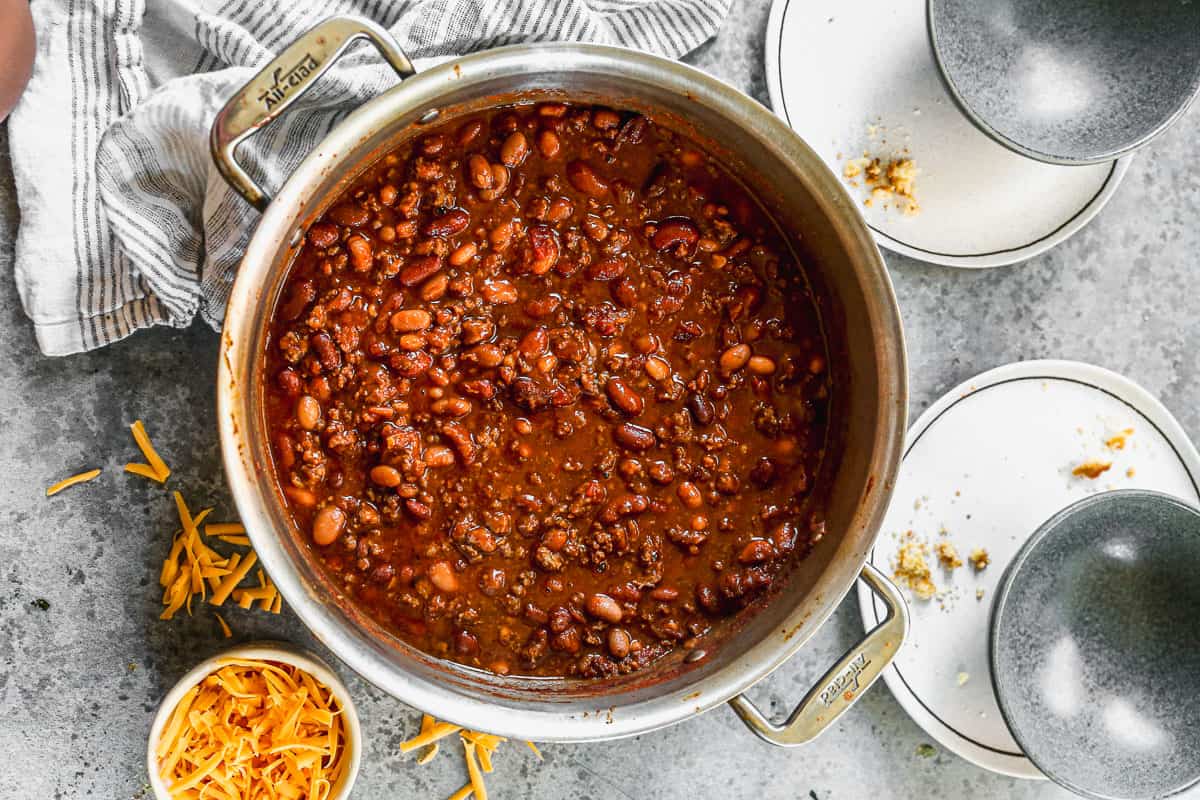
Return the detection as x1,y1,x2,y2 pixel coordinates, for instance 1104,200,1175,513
728,562,908,746
210,16,416,212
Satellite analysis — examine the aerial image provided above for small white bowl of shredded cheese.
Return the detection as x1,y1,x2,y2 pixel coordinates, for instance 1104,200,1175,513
147,642,361,800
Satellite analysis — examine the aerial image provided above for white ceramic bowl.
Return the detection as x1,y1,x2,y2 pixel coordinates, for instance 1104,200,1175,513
146,642,361,800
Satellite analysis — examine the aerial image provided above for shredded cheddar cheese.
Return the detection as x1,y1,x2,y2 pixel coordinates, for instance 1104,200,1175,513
400,715,542,800
126,419,171,483
159,492,281,624
46,468,101,496
155,659,348,800
215,613,233,639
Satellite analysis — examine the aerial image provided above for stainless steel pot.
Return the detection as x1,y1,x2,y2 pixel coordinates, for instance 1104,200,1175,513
214,16,909,745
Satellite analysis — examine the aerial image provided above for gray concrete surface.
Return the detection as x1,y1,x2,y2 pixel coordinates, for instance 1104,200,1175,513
2,1,1198,798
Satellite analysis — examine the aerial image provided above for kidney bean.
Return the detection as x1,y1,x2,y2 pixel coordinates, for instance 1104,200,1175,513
307,223,338,248
651,217,699,253
399,255,442,286
587,256,626,281
422,208,470,238
567,160,609,197
686,393,715,426
606,377,644,416
614,422,656,451
404,498,433,519
738,539,776,564
329,204,368,227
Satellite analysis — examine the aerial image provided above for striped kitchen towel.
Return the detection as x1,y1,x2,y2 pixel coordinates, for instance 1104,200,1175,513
8,0,732,356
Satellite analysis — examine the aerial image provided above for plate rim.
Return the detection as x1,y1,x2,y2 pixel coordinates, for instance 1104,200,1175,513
763,0,1133,269
854,359,1200,778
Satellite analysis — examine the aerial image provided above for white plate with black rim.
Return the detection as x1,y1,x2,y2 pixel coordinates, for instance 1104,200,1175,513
764,0,1133,268
857,360,1200,778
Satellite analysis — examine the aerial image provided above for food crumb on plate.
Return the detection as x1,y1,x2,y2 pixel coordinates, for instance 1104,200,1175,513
915,743,937,758
843,153,920,215
956,671,969,687
969,548,990,572
893,534,937,600
976,588,986,601
1105,428,1134,450
935,541,963,570
1127,466,1137,478
1072,459,1112,479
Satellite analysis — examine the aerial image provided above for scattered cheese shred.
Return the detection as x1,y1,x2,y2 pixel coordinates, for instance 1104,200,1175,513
401,715,542,800
154,659,348,800
158,493,281,622
125,419,171,483
215,613,232,639
462,740,487,800
46,468,101,496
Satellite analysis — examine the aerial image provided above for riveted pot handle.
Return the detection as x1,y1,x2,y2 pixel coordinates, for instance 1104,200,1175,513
210,16,415,211
728,562,909,746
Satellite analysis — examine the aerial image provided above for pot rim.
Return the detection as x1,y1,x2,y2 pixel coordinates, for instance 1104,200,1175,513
217,40,907,741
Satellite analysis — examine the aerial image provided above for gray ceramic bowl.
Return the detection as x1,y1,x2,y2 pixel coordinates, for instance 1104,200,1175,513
928,0,1200,165
991,490,1200,799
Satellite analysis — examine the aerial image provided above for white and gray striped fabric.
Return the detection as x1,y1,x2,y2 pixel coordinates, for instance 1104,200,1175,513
8,0,731,356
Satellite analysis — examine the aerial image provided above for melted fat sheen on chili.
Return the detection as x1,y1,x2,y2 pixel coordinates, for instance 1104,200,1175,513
263,101,831,678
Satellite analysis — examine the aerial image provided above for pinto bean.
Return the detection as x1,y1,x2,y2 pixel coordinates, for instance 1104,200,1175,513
296,395,321,430
311,506,345,546
468,154,494,189
537,130,561,158
586,593,623,623
500,131,529,167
